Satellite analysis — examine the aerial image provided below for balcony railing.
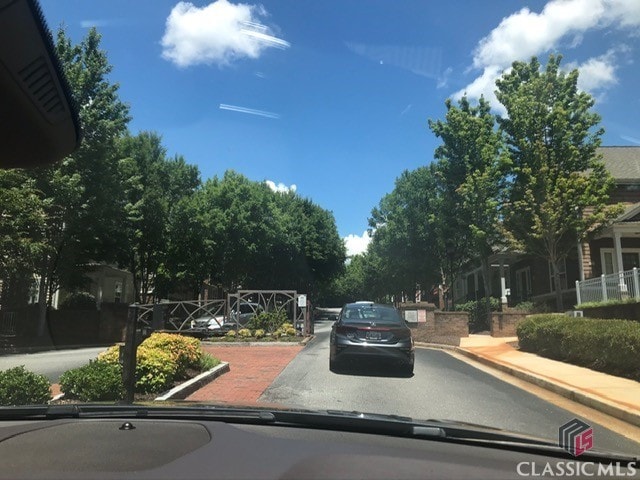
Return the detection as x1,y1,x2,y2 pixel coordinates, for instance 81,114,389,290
575,268,640,305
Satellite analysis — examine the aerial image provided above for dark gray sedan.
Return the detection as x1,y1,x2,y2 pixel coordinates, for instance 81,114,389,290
329,302,414,374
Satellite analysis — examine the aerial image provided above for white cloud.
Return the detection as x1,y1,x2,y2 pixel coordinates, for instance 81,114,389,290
453,65,507,115
566,50,619,92
343,230,371,257
265,180,296,193
161,0,290,68
457,0,640,110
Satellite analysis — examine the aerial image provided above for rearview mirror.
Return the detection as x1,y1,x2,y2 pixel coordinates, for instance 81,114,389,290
0,0,80,168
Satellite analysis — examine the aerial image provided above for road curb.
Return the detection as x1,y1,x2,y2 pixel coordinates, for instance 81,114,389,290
414,342,457,350
452,347,640,429
155,362,230,401
300,335,315,346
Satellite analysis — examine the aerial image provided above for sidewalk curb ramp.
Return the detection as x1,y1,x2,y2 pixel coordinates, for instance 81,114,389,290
415,342,640,428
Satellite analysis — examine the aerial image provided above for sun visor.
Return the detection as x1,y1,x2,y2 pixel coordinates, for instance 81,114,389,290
0,0,80,168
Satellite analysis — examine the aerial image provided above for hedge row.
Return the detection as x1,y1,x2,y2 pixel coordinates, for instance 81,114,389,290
517,314,640,381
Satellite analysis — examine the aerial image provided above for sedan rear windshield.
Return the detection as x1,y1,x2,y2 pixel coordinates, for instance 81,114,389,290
342,306,403,324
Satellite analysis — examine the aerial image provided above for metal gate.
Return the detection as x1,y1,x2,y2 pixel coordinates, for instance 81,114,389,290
135,299,226,333
226,290,307,332
134,290,310,335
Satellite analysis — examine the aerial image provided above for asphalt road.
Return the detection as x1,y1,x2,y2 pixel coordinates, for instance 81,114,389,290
0,347,105,382
261,320,640,456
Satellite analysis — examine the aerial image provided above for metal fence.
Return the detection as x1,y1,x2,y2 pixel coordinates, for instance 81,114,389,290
135,299,226,332
133,290,310,335
575,268,640,305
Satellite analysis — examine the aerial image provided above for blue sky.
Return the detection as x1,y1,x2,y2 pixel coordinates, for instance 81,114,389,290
40,0,640,255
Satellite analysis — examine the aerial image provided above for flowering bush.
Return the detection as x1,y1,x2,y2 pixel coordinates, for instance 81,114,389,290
238,328,252,338
98,344,177,393
140,333,202,379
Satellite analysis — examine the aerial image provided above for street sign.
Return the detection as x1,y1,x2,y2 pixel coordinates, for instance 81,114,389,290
298,294,307,308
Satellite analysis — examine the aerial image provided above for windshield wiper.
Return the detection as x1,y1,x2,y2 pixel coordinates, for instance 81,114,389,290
267,409,638,463
0,404,276,423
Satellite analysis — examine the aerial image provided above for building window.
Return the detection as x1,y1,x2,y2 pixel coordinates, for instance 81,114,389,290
548,259,567,292
114,281,123,303
600,248,640,274
515,267,531,301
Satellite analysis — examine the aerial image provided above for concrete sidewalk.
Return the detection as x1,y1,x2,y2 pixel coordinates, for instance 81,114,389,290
442,335,640,428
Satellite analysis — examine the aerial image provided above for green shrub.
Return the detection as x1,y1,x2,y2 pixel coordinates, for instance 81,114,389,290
134,346,177,393
513,301,534,312
516,314,640,380
59,291,96,310
140,333,202,379
98,345,177,393
285,327,297,337
59,361,124,401
199,353,221,371
225,330,237,338
254,329,265,339
97,345,120,363
237,328,252,338
0,366,51,405
455,297,500,333
248,309,288,333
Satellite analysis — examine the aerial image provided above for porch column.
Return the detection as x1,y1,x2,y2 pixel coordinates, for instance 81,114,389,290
614,230,624,274
614,230,627,294
499,260,507,306
577,242,585,281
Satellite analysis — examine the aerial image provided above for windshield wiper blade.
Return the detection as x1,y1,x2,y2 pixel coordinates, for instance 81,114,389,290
0,404,276,423
266,409,638,462
0,405,81,420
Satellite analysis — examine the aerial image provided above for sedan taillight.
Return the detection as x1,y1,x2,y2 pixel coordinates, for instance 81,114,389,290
391,328,411,340
336,325,357,339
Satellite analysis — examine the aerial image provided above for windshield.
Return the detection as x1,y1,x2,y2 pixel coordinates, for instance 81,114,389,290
2,0,640,461
342,305,403,324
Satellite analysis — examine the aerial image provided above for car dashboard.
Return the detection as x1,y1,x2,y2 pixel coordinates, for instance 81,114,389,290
0,416,631,479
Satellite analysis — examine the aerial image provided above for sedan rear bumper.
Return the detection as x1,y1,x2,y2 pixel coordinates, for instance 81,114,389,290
331,337,414,364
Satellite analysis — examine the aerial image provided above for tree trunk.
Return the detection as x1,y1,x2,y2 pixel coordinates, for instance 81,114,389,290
552,259,564,312
36,272,48,337
480,258,492,331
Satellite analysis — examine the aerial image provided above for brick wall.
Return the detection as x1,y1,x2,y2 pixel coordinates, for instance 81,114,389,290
398,302,435,324
490,311,528,337
411,310,469,346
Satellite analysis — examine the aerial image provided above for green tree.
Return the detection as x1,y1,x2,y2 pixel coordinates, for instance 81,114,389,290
198,171,345,294
25,27,130,333
429,95,509,314
367,166,442,301
117,132,201,302
0,170,49,287
318,254,366,306
495,55,622,310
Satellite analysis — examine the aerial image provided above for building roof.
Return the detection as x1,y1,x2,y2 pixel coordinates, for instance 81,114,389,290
614,201,640,222
598,146,640,183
